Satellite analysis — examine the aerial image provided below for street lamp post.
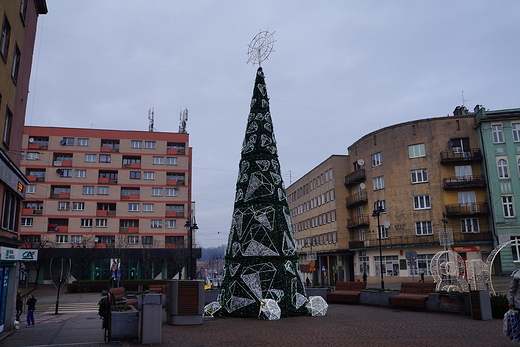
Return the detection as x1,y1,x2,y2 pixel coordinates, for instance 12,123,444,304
184,216,198,280
372,200,385,290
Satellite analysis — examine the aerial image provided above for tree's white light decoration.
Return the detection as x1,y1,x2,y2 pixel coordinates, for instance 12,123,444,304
247,31,276,67
431,250,468,292
306,296,328,316
258,299,281,320
204,301,222,317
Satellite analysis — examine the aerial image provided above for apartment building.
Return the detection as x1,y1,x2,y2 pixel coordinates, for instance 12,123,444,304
475,106,520,275
20,126,198,282
287,109,493,286
0,1,47,334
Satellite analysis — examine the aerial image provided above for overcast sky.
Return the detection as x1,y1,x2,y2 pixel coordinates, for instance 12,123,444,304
26,1,520,248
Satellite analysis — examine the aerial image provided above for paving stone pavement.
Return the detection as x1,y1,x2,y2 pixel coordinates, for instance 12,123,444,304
0,276,514,346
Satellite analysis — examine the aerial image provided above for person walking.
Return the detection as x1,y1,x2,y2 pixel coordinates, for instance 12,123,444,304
26,295,36,327
419,271,425,282
15,293,23,321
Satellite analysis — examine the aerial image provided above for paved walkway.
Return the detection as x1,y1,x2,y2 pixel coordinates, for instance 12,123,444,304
0,277,514,346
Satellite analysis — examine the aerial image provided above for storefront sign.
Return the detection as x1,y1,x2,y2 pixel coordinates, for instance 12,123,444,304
0,247,38,262
452,246,480,252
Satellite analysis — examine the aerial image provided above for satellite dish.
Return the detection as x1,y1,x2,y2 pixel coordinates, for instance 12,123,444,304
94,237,99,243
357,159,364,166
29,137,35,143
383,220,391,228
447,140,453,147
59,139,66,145
56,169,63,174
359,183,366,190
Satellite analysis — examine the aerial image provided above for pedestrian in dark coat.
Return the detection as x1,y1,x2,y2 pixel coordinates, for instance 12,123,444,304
26,295,36,327
15,293,23,321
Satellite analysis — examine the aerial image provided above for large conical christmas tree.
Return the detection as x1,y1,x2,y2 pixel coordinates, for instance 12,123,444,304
220,67,307,318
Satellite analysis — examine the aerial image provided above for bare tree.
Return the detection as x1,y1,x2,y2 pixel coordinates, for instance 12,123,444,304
71,235,96,280
26,237,55,288
140,239,161,280
167,246,190,279
49,257,71,314
107,235,131,287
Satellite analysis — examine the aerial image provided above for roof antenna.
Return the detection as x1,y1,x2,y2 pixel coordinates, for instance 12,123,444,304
179,108,188,133
462,91,471,107
148,108,155,132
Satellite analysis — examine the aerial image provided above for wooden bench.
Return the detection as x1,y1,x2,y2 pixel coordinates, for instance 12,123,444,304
327,282,367,304
149,284,167,294
109,287,138,308
389,282,436,308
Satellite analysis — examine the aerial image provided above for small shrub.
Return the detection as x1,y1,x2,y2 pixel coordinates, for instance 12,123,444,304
491,293,508,319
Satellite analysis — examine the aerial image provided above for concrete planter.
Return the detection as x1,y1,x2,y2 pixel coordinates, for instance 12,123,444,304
305,287,330,300
110,306,139,340
427,293,471,314
359,290,399,306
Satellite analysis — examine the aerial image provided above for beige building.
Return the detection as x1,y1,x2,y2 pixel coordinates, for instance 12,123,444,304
287,111,492,286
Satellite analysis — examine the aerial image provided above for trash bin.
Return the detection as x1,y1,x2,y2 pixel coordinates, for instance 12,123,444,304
166,280,204,325
139,294,163,344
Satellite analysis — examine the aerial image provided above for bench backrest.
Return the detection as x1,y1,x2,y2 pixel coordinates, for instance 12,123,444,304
400,282,436,294
335,282,367,291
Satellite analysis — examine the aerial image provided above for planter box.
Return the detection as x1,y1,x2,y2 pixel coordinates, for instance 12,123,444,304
359,290,399,306
110,306,139,340
204,290,220,304
427,293,471,314
305,287,330,301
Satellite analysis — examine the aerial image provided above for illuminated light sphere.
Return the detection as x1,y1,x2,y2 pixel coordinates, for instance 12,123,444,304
204,301,222,318
306,296,328,317
258,299,281,320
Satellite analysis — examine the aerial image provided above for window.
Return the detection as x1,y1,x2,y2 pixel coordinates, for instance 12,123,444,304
81,218,93,227
153,156,164,164
58,201,70,210
359,228,365,241
165,188,178,197
165,220,177,228
128,203,140,212
151,219,162,228
411,169,428,184
151,187,163,196
415,221,433,235
99,154,111,163
460,218,479,233
130,171,141,179
144,172,155,180
71,235,83,244
128,236,139,244
3,107,12,147
56,235,68,243
503,196,515,218
455,165,472,179
492,124,504,143
26,184,36,194
26,152,38,160
97,186,109,195
372,152,382,167
72,202,84,211
498,159,509,179
377,225,388,239
77,138,89,146
131,140,142,148
59,169,72,177
96,219,107,227
373,176,384,190
21,218,33,226
166,157,178,165
0,16,11,60
142,236,153,244
63,137,75,146
75,169,86,178
83,186,94,195
11,45,20,82
145,141,156,149
417,254,435,276
142,203,154,212
84,154,96,162
413,195,431,210
514,124,520,142
408,144,425,158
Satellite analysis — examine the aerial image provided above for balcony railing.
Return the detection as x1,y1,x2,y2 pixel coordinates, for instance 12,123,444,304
443,175,486,189
348,231,493,250
346,190,368,207
347,214,370,229
344,169,366,186
119,227,139,234
445,202,489,216
440,148,482,163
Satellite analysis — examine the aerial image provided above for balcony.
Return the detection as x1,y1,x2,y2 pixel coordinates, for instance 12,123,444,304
345,190,368,207
166,211,184,218
443,175,486,189
98,177,118,184
454,231,493,243
123,162,141,169
53,160,72,167
344,169,366,186
119,226,139,234
48,225,68,232
440,148,482,164
22,208,42,215
100,146,119,152
50,192,70,199
445,202,489,216
347,214,370,229
121,194,140,200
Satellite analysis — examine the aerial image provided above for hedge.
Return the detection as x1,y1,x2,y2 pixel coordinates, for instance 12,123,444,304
67,279,170,293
